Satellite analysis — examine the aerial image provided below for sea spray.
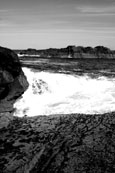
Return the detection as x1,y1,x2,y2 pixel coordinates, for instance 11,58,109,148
14,67,115,116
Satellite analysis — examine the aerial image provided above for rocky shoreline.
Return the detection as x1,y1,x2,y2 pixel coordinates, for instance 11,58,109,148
15,45,115,59
0,112,115,172
1,46,115,172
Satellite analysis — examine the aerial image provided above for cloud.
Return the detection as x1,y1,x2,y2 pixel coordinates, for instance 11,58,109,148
0,9,9,12
75,5,115,15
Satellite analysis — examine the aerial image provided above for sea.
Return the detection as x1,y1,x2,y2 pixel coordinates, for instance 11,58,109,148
14,56,115,117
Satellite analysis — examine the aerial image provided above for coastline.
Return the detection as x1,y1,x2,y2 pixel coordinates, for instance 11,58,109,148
1,112,115,172
1,46,115,172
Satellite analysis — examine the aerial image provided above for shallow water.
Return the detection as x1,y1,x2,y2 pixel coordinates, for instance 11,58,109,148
14,67,115,117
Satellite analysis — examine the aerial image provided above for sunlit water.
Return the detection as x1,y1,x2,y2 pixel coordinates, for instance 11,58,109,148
14,67,115,117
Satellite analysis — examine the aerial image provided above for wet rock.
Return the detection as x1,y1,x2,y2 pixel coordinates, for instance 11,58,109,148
32,79,49,94
0,46,28,113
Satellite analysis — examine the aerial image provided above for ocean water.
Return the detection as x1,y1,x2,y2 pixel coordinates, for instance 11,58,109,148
14,66,115,117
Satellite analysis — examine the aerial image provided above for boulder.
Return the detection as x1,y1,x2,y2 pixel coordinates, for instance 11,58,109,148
0,46,28,113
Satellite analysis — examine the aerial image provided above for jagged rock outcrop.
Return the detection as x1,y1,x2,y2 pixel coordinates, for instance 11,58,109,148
0,112,115,173
0,46,28,114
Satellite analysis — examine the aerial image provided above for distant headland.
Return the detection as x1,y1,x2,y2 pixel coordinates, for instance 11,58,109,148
14,45,115,59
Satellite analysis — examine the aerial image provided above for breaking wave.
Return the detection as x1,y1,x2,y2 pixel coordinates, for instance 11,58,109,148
14,67,115,117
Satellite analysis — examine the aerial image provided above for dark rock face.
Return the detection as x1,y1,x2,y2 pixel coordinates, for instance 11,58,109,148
0,46,21,77
0,46,28,113
0,113,115,173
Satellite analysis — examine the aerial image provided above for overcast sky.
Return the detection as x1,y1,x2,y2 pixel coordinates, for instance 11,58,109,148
0,0,115,49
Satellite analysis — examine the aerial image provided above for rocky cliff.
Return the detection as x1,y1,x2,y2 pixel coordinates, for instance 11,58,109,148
0,46,28,116
16,45,115,59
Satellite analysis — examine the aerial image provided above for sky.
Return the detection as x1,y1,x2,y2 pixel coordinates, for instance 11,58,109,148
0,0,115,49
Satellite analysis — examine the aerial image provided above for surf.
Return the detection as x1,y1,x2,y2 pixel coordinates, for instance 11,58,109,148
14,67,115,117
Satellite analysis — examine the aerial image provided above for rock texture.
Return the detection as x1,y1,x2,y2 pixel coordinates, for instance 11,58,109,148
0,113,115,173
0,46,28,113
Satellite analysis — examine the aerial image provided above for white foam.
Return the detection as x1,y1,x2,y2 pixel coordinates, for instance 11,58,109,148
18,54,40,57
14,67,115,117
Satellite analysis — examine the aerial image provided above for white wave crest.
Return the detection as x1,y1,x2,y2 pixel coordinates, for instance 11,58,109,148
14,67,115,117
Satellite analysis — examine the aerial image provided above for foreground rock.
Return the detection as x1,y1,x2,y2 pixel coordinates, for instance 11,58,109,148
0,112,115,173
0,46,28,114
